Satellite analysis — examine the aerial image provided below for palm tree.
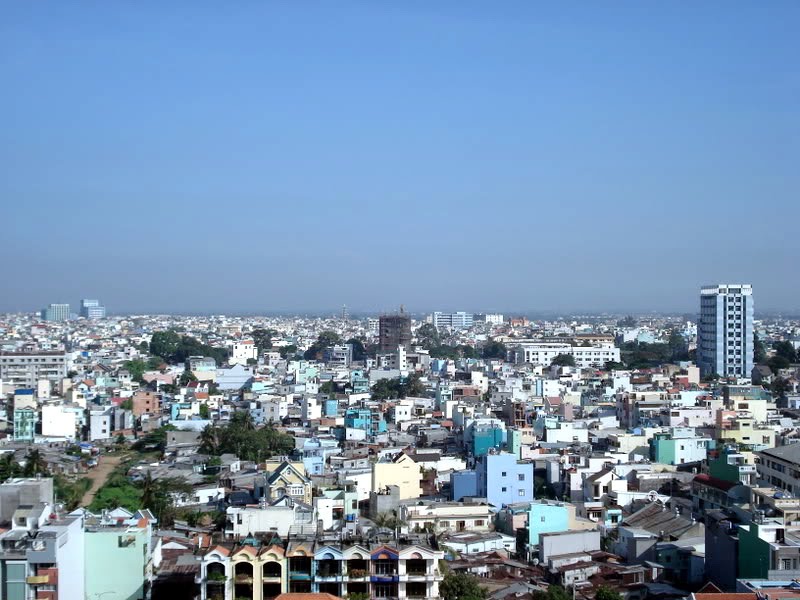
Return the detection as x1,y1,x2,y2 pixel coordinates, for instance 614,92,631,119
23,450,47,477
139,471,157,511
0,454,19,482
231,410,255,431
199,424,219,455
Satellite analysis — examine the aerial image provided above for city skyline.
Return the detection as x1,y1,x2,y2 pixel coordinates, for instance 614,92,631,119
3,3,799,314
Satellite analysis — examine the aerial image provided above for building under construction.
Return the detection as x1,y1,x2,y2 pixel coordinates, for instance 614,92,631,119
378,307,412,354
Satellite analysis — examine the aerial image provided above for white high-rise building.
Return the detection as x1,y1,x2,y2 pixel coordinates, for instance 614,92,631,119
432,311,474,329
697,284,754,379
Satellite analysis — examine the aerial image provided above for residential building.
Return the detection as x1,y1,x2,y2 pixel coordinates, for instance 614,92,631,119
0,351,68,388
650,430,713,465
401,501,491,534
757,444,800,494
697,284,754,378
372,452,422,500
451,452,534,508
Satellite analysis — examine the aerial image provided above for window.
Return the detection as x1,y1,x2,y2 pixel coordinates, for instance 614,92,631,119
475,520,484,527
502,472,507,477
518,474,525,481
501,487,507,492
519,490,525,496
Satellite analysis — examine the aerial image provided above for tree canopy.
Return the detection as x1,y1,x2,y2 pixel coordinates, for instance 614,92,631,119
304,331,342,360
371,374,426,400
150,330,228,365
197,415,294,462
482,340,507,360
773,341,797,363
440,571,487,600
550,354,576,367
251,328,277,353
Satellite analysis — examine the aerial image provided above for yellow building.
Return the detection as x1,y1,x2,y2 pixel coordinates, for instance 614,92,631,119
372,452,422,500
262,459,313,506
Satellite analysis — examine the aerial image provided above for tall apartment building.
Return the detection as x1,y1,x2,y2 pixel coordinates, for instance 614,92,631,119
80,298,106,319
432,311,473,329
697,284,754,378
40,303,70,322
379,311,412,354
0,351,68,388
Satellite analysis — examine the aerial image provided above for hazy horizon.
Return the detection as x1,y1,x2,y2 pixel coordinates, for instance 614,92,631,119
3,3,798,314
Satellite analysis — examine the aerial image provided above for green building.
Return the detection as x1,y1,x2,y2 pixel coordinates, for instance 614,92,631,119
13,408,36,442
84,519,153,600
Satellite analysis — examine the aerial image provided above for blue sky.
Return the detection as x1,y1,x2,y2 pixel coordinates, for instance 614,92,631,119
1,2,798,314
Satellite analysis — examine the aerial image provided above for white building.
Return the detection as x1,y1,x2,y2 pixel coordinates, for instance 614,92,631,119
432,312,474,329
41,403,77,439
513,342,620,368
228,340,257,365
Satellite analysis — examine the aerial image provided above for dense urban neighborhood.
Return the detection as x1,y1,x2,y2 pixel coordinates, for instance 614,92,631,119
2,287,800,600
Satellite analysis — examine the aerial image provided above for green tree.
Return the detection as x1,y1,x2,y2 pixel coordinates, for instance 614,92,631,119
319,381,338,395
23,449,48,477
179,370,198,386
346,338,368,361
0,454,20,482
550,354,576,367
596,586,623,600
605,361,625,371
617,315,637,328
773,341,797,363
768,355,791,372
278,344,298,358
251,328,276,352
481,340,507,360
199,424,220,455
754,333,767,364
667,329,689,361
304,331,342,361
440,571,487,600
123,359,148,383
150,331,182,361
199,403,210,419
415,323,441,350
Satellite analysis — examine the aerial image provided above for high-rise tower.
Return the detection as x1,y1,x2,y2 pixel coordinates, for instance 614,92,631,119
697,284,754,378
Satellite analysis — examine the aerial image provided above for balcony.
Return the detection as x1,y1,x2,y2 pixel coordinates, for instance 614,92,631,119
290,571,313,580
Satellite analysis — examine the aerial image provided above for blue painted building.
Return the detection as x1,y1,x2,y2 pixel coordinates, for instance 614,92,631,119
302,437,340,475
344,408,386,437
528,501,569,546
471,423,506,457
451,452,534,508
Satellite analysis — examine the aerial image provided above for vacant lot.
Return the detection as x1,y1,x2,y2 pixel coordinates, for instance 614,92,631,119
80,453,127,507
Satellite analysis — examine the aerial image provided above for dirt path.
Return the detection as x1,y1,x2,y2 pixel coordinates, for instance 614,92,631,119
80,453,126,507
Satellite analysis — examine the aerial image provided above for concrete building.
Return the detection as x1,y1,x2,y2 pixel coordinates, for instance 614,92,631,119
372,452,422,500
432,311,474,329
40,303,70,322
512,342,620,368
378,312,412,354
698,284,754,378
41,403,78,439
0,352,68,388
451,452,534,508
228,340,257,365
80,298,106,319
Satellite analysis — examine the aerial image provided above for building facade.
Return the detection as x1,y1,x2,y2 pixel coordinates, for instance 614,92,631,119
40,303,70,322
80,299,106,319
0,352,68,388
697,284,754,378
378,313,412,354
